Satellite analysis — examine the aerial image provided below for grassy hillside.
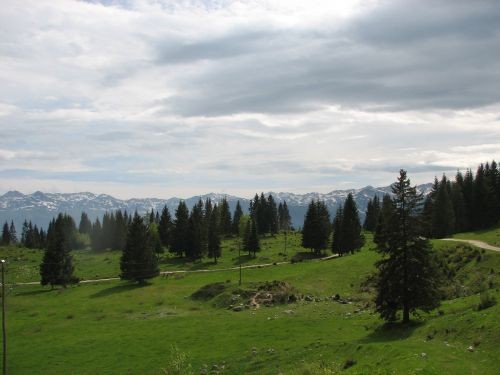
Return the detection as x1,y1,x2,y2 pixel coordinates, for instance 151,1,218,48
1,233,499,374
452,225,500,247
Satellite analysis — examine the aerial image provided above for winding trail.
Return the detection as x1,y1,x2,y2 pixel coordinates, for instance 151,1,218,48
10,253,340,287
442,238,500,252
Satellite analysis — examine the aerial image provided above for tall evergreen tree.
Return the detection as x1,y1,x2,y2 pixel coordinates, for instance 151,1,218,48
266,194,279,234
186,200,206,260
278,200,292,231
9,220,17,244
374,170,441,323
208,205,221,263
158,205,172,248
120,213,159,283
40,214,76,288
219,197,232,236
363,195,380,231
331,207,344,255
90,218,104,251
244,219,260,256
339,193,364,254
171,201,190,257
430,175,455,238
232,201,243,235
1,222,11,245
374,194,395,248
301,200,330,255
79,212,92,234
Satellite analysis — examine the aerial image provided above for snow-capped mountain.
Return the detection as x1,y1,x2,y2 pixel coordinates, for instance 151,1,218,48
0,183,432,232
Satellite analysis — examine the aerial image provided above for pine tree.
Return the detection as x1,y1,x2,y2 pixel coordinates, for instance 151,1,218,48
374,194,395,248
208,205,221,263
9,220,17,244
451,172,467,232
113,210,128,250
171,201,190,257
79,212,92,234
219,197,232,236
232,201,243,235
374,170,441,323
331,207,344,255
120,213,159,283
301,200,330,255
429,175,455,238
244,219,260,256
1,222,11,245
363,195,380,231
186,200,206,260
340,193,364,254
266,194,279,235
278,201,292,231
40,214,76,288
90,218,104,251
158,205,172,248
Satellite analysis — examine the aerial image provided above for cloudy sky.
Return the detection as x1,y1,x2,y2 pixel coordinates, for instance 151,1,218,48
0,0,499,198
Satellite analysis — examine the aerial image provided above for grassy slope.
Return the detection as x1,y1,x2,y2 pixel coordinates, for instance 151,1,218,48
3,235,499,374
452,225,500,247
0,232,306,283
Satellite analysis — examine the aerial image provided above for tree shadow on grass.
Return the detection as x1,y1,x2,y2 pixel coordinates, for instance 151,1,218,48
90,281,151,298
233,254,255,266
15,289,52,297
360,321,424,343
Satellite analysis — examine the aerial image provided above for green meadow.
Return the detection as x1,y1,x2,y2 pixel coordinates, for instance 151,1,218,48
1,231,499,374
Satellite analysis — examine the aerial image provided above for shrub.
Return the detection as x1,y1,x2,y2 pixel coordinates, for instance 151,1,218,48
161,345,193,375
476,292,496,311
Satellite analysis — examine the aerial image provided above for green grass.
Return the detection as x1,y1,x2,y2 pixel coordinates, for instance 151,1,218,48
2,233,499,374
0,232,315,283
452,224,500,247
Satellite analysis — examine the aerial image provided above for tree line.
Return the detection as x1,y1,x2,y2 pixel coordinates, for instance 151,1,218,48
1,220,47,248
364,160,500,238
301,193,364,255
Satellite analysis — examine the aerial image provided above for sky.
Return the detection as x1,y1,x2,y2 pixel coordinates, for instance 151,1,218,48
0,0,499,199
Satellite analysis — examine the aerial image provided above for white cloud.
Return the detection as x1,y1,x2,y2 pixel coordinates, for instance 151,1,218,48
0,0,499,197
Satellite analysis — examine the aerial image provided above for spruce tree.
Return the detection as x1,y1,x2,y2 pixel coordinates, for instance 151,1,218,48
120,213,159,283
79,212,92,234
374,194,395,248
171,201,190,257
219,197,232,236
232,201,243,235
9,220,17,244
301,200,330,255
266,194,279,234
374,170,441,323
430,175,455,238
363,195,380,231
90,218,104,251
40,214,76,288
158,205,172,248
1,222,10,245
186,199,206,260
244,219,260,257
340,193,364,254
208,205,221,263
331,207,344,255
278,201,292,231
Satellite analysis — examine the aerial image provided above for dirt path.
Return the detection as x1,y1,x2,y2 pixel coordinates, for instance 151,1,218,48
442,238,500,252
9,253,340,286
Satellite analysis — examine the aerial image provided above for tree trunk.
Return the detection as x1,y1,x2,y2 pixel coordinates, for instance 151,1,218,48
402,305,410,323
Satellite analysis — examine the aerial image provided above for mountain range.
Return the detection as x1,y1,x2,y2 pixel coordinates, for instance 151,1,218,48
0,184,433,232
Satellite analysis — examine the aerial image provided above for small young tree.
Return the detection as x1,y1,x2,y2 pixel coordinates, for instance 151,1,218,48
120,213,159,283
374,170,441,323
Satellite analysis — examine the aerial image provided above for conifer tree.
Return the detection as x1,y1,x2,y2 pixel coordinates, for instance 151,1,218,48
430,175,455,238
219,197,232,236
374,170,441,323
331,207,344,255
171,201,190,257
208,205,221,263
266,194,279,234
363,195,380,231
40,214,76,288
79,212,92,234
120,213,159,283
374,194,395,248
278,200,292,231
1,222,10,245
158,205,172,248
244,219,260,256
340,193,364,254
186,200,206,259
232,201,243,235
9,220,17,244
301,200,330,255
90,218,104,251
